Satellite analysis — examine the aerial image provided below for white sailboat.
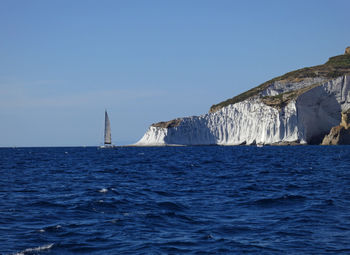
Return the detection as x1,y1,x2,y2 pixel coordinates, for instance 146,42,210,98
100,110,115,148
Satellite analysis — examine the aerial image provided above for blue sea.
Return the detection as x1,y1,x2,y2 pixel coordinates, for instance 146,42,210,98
1,146,350,254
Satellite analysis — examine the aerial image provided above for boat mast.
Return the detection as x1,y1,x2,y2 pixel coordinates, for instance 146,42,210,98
104,110,112,145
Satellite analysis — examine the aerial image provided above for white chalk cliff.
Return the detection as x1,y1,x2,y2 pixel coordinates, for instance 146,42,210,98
137,50,350,145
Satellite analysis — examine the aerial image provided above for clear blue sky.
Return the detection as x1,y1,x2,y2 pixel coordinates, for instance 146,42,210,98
1,0,349,146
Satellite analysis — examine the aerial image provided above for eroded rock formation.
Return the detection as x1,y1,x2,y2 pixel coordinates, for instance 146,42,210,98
322,109,350,145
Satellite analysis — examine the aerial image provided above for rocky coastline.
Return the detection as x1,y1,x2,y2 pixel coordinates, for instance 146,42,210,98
137,48,350,146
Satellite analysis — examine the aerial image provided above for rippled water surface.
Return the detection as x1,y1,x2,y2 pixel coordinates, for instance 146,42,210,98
1,146,350,254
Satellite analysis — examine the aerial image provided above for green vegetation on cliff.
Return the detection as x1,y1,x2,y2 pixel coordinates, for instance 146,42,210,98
209,53,350,113
152,118,182,128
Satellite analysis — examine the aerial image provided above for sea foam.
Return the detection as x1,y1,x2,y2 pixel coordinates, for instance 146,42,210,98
12,243,54,255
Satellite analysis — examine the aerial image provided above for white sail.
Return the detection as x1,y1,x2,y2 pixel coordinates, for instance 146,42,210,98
104,110,112,145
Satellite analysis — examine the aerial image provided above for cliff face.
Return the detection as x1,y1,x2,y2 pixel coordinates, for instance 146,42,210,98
137,76,350,145
322,109,350,145
136,50,350,146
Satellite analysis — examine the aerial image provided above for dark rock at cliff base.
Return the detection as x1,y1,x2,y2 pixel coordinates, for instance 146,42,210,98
321,126,350,145
322,109,350,145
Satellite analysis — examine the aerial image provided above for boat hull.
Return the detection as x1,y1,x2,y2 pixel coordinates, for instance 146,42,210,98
99,145,117,149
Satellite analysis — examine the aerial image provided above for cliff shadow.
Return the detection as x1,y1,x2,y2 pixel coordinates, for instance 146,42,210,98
164,119,218,145
297,86,342,145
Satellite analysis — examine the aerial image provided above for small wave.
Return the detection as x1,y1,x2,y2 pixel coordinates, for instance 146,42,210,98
11,243,54,255
98,188,108,193
110,188,120,194
240,183,260,191
38,224,62,234
157,201,187,211
154,190,175,197
30,200,66,208
286,184,300,190
252,195,306,207
163,211,197,223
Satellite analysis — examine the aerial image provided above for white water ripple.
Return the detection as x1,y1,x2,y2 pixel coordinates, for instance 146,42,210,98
11,243,54,255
